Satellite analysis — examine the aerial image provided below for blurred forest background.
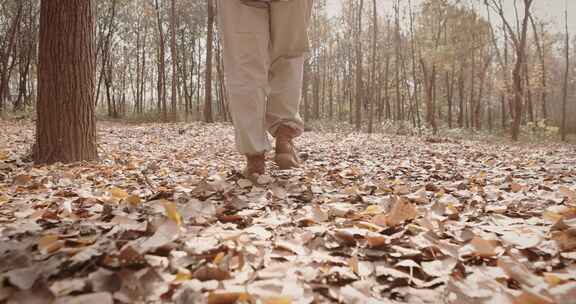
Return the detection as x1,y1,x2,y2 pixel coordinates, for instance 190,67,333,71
0,0,574,140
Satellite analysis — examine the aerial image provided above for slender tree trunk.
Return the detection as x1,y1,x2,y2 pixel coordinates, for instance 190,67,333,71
354,0,364,131
170,0,178,119
368,0,377,133
0,2,23,112
561,8,569,141
155,0,167,121
204,0,214,123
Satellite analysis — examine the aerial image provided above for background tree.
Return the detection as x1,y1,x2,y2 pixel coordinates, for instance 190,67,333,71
0,0,574,138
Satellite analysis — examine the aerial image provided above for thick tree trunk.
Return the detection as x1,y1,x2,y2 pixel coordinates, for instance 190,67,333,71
35,0,97,164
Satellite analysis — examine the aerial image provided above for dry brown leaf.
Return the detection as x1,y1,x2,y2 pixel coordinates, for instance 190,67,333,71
38,235,63,254
263,296,292,304
551,229,576,251
126,195,141,206
207,292,250,304
109,187,129,199
470,237,498,257
366,234,388,248
374,197,417,227
193,266,231,281
13,174,32,185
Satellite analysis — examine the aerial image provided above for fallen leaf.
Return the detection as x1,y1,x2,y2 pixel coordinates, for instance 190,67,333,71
49,278,86,297
193,266,231,281
470,237,498,257
126,195,141,206
139,220,180,253
13,174,32,185
38,235,63,254
53,292,113,304
109,187,129,199
163,200,182,226
207,292,250,304
263,296,292,304
374,197,417,227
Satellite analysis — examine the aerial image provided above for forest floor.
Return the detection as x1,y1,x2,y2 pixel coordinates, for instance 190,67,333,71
0,119,575,304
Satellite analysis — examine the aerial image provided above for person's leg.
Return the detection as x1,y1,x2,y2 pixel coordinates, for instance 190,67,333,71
217,0,271,156
268,0,312,169
217,0,271,178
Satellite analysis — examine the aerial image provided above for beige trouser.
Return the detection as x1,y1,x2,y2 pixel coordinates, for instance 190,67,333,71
217,0,312,155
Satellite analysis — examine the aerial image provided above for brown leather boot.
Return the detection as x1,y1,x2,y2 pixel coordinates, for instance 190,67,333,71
243,153,265,181
274,126,300,170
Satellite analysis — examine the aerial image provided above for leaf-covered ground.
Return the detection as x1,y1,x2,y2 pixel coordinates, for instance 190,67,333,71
0,120,575,304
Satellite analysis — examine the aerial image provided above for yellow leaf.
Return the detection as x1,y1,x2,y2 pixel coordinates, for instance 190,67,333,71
263,297,292,304
354,221,383,232
363,205,384,215
163,200,182,226
0,195,8,204
0,150,8,160
38,235,62,254
544,273,563,287
349,256,359,275
126,195,141,206
213,252,226,264
110,187,129,199
174,271,192,282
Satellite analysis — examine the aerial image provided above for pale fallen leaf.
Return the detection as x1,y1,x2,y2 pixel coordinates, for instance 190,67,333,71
53,292,113,304
513,289,554,304
49,278,86,297
501,227,543,249
497,257,542,287
5,267,39,290
139,220,180,253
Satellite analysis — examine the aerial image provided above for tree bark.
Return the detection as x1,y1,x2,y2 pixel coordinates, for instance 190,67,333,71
204,0,214,123
169,0,179,119
561,8,569,141
35,0,97,164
